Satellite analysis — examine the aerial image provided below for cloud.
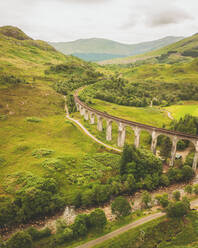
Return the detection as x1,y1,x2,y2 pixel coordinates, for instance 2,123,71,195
146,8,193,27
59,0,112,4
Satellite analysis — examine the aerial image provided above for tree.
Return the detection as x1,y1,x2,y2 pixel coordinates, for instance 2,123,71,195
194,184,198,195
160,137,172,159
124,174,136,193
181,166,194,181
89,209,107,231
172,191,181,201
7,231,33,248
72,214,88,238
111,196,131,217
184,185,193,194
120,144,133,175
155,194,169,208
160,174,170,187
166,199,190,218
141,191,152,209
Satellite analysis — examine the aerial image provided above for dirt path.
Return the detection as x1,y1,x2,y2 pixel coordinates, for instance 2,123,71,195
64,97,121,153
75,198,198,248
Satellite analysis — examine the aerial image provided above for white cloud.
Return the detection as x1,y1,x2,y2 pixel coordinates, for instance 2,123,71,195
0,0,197,43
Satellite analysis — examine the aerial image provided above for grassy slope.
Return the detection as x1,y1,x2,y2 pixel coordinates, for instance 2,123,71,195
0,26,85,88
109,57,198,85
95,212,198,248
102,32,198,65
0,26,103,198
165,101,198,120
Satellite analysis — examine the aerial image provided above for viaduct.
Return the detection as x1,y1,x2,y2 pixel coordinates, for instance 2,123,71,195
74,91,198,171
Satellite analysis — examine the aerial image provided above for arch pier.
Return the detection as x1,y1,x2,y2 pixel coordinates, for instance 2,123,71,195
74,96,198,171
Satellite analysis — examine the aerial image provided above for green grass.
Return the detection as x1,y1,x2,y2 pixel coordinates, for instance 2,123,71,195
90,98,170,127
72,98,171,149
95,212,198,248
165,101,198,120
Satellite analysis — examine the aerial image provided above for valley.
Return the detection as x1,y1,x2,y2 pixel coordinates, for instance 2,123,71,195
1,25,198,248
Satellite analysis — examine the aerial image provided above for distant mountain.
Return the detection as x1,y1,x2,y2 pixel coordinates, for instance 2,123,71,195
102,32,198,65
49,36,184,62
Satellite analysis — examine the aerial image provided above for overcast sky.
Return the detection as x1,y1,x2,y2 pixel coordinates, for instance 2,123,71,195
0,0,198,44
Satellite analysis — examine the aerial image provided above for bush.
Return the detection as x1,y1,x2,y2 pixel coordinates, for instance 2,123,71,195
181,166,194,181
32,148,54,158
166,199,190,218
194,184,198,195
26,227,51,241
172,191,181,201
81,189,95,207
155,194,169,208
6,231,33,248
141,191,152,209
26,117,42,123
111,196,131,217
184,185,193,194
72,214,89,238
89,209,107,231
55,228,73,244
160,174,170,187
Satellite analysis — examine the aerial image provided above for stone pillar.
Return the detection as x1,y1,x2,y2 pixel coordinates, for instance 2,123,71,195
90,112,95,125
193,141,198,171
170,136,178,167
80,106,84,116
97,115,103,131
106,119,112,141
151,130,158,155
133,127,140,148
76,103,79,111
84,109,89,121
118,122,126,147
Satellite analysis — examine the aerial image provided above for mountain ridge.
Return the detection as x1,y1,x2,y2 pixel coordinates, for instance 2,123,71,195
49,36,184,62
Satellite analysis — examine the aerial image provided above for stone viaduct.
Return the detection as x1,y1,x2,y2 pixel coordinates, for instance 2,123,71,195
74,92,198,171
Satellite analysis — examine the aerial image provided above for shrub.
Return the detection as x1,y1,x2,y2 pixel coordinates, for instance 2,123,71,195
62,228,73,241
160,174,170,187
81,189,95,207
184,185,193,194
155,194,169,208
6,231,33,248
26,117,42,123
166,199,190,218
32,148,54,158
89,209,107,231
141,191,152,209
172,191,181,201
26,227,51,241
72,214,89,238
194,184,198,195
181,166,194,181
111,196,131,217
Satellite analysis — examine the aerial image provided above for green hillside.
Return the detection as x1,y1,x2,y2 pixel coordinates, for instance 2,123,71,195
0,26,114,230
50,36,183,62
102,32,198,65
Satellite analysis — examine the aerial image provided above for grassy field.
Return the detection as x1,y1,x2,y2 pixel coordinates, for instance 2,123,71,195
90,98,170,127
165,101,198,120
0,83,105,198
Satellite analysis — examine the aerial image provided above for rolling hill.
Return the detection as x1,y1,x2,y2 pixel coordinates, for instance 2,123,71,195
49,36,183,62
102,32,198,65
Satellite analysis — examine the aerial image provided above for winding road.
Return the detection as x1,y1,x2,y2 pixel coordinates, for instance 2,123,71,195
75,199,198,248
